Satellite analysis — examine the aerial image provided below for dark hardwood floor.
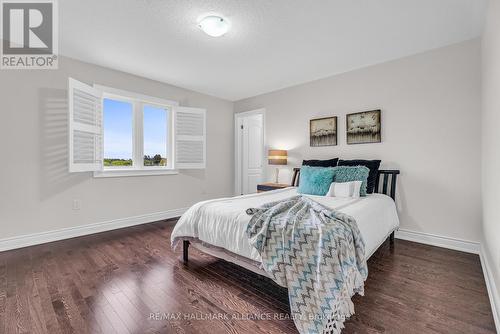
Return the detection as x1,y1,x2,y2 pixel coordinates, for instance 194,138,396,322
0,219,495,334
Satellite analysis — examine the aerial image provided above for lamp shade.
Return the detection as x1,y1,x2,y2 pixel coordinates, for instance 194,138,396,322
268,149,287,165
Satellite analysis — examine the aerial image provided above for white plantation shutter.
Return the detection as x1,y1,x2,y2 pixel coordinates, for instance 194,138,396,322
68,78,103,172
174,106,206,169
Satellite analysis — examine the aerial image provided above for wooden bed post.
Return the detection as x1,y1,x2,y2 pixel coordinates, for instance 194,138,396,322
291,168,301,186
183,240,189,264
376,170,400,248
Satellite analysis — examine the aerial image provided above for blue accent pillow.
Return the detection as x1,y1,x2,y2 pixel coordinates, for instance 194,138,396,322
298,166,335,196
333,166,370,196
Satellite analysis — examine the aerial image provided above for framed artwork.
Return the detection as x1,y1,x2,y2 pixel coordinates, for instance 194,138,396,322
310,116,337,147
346,109,381,144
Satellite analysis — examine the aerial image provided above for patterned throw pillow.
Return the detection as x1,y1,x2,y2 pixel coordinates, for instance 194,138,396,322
337,160,381,194
297,166,335,196
332,166,370,196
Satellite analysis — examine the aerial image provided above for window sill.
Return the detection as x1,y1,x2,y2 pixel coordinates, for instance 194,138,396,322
93,168,179,178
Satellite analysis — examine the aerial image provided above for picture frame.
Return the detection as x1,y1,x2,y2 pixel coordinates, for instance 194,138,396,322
346,109,381,144
310,116,337,147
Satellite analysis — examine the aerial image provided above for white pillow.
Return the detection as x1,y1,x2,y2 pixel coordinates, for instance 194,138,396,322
326,181,362,198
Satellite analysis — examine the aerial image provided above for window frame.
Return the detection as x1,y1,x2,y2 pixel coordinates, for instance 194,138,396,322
93,85,179,178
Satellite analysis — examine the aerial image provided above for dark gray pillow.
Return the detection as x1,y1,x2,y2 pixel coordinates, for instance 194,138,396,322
337,159,381,194
302,158,338,168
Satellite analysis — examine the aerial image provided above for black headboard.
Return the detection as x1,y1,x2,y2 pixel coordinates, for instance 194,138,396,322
291,168,400,200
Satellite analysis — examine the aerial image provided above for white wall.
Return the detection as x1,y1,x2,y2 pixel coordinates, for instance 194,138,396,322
235,39,482,242
481,0,500,322
0,56,234,240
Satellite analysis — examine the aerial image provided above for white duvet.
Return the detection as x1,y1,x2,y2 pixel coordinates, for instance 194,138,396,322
171,187,399,262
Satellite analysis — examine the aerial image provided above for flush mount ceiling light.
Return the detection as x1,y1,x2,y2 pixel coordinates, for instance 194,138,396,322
198,15,229,37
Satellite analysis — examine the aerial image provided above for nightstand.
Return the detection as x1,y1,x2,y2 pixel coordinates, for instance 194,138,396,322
257,182,290,192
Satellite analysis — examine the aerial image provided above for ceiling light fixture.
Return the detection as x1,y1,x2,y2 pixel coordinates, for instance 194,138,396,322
198,15,229,37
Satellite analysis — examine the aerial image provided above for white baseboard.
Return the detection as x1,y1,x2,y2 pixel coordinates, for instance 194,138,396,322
395,228,480,254
480,245,500,333
0,207,187,252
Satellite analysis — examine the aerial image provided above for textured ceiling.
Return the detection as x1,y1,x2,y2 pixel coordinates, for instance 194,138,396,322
60,0,488,101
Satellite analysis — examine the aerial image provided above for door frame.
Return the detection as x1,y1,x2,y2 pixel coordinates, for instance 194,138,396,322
234,108,266,195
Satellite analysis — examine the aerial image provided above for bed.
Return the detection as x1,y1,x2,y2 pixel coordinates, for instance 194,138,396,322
171,168,400,333
171,168,400,273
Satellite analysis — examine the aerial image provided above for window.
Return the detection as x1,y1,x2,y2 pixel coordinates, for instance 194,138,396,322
103,98,133,167
68,78,206,177
99,93,173,173
143,105,169,167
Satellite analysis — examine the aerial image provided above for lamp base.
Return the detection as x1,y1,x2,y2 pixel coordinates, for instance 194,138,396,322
275,168,279,183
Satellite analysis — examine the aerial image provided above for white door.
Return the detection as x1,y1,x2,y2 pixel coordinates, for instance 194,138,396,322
235,111,264,195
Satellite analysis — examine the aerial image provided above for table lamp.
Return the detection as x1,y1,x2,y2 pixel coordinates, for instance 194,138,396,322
268,149,287,183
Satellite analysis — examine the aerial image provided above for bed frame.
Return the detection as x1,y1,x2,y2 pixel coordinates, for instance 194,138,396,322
182,168,400,263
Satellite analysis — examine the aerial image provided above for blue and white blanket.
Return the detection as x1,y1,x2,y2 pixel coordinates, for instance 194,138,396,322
246,195,368,334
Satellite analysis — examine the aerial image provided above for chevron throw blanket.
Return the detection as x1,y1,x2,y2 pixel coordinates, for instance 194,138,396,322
246,195,368,334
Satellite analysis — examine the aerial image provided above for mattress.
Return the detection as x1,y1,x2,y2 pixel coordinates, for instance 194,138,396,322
171,187,400,263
